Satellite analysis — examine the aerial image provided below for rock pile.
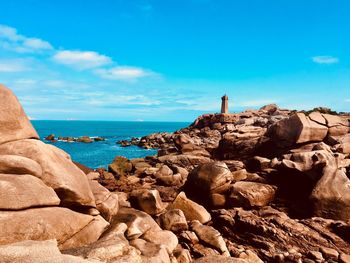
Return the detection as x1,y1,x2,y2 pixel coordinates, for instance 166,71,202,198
1,84,350,263
45,134,105,143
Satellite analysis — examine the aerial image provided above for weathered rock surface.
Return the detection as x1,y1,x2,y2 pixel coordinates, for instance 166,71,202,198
114,208,161,240
0,155,42,177
0,173,60,210
160,209,188,232
228,181,276,208
0,85,39,145
170,192,211,224
2,86,350,263
0,207,109,249
88,180,119,222
130,189,166,215
0,139,95,208
0,240,98,263
268,112,328,146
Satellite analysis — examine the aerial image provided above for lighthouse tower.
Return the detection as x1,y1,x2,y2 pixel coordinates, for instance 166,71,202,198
221,95,228,113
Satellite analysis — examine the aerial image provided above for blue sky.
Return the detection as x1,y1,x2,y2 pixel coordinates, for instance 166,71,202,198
0,0,349,121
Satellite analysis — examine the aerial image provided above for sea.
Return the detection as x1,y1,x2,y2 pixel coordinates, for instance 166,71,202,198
32,121,189,169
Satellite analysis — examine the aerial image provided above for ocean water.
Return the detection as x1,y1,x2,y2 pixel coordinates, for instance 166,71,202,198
32,121,189,169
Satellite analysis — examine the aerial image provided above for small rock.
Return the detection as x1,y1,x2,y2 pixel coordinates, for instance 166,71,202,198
160,209,188,232
170,192,211,224
319,246,339,260
308,250,323,261
142,230,178,254
228,181,276,208
130,189,166,215
191,220,230,256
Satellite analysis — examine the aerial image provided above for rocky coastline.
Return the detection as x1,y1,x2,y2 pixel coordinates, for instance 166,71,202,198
0,84,350,263
45,134,105,143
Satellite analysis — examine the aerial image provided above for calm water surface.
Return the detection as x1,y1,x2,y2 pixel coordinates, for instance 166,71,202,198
32,121,189,168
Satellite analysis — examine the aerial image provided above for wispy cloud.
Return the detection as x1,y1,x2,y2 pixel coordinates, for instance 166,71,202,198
0,59,28,72
53,50,112,69
0,24,53,53
95,66,155,80
312,55,339,64
345,99,350,103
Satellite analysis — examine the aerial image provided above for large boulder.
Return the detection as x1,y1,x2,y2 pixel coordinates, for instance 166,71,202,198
66,222,142,263
108,156,132,177
310,158,350,221
160,209,188,232
0,85,39,145
228,182,276,208
0,207,109,250
0,173,60,210
322,114,349,136
0,155,42,178
185,161,233,195
215,126,266,160
158,154,212,169
169,192,211,224
0,139,95,208
114,208,161,240
142,229,178,254
268,112,328,146
130,189,166,215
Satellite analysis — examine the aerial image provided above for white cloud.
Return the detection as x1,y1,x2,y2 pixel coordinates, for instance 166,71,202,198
95,66,153,80
0,59,28,72
312,55,339,64
23,38,53,50
53,50,112,69
0,25,22,41
0,24,53,53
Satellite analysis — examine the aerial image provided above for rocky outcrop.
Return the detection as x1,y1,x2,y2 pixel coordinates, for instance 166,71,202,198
0,84,39,145
0,85,115,252
2,85,350,263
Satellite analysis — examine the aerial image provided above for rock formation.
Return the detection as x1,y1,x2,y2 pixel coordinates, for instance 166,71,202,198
1,84,350,262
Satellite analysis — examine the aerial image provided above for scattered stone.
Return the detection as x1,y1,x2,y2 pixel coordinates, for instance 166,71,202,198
160,209,188,232
108,156,133,177
130,238,170,263
191,220,230,256
45,134,56,141
130,189,166,215
170,192,211,224
228,181,276,208
142,229,178,254
319,246,339,260
114,208,161,240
